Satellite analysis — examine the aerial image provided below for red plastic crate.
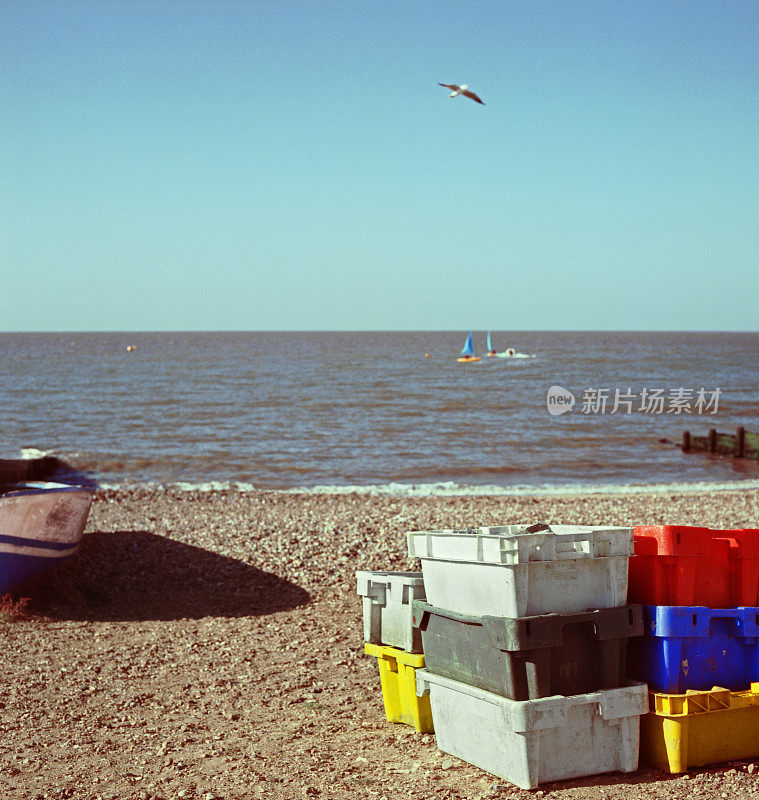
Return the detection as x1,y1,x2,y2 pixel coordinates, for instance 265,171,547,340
628,526,759,607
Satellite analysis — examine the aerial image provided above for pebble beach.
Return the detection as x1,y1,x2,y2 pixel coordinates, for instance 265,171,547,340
5,488,759,800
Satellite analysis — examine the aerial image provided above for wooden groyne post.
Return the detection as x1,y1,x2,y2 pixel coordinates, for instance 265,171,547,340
736,426,746,458
708,428,717,453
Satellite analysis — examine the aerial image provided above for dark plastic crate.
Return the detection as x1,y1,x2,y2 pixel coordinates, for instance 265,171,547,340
412,601,643,701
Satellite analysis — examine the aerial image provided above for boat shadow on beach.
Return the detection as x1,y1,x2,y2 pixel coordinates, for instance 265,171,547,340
27,530,310,622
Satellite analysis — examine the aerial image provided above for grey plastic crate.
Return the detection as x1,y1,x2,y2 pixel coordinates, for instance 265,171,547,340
416,669,647,789
356,570,426,653
407,525,633,617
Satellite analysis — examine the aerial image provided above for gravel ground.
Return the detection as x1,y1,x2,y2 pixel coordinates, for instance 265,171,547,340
3,488,759,800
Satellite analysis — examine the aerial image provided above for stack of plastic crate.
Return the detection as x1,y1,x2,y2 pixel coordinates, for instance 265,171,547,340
356,570,434,733
627,525,759,774
406,524,647,790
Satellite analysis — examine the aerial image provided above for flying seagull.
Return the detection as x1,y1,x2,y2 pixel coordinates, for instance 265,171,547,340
438,83,485,105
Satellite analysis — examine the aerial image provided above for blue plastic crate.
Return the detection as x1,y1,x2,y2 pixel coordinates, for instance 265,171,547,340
628,606,759,693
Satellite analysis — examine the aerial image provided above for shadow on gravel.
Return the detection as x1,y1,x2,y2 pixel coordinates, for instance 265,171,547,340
540,764,692,792
25,530,311,621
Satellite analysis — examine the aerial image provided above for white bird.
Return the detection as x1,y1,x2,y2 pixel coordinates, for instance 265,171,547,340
438,82,485,105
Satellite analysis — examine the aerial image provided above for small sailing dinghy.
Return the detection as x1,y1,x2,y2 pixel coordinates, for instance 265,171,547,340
486,331,497,356
457,331,481,363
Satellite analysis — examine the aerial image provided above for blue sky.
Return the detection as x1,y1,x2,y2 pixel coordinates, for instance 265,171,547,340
3,1,758,331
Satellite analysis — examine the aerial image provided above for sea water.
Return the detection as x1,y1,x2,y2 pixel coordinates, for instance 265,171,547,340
1,331,757,494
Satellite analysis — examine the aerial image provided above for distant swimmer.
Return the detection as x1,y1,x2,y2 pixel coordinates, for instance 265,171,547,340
438,83,485,105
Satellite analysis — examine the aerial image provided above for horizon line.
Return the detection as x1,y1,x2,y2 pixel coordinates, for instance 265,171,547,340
1,328,758,335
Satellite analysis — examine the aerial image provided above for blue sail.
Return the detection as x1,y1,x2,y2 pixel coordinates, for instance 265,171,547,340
461,331,475,356
487,331,493,351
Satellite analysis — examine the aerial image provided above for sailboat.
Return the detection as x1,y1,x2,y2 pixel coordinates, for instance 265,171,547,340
457,331,481,363
486,331,497,356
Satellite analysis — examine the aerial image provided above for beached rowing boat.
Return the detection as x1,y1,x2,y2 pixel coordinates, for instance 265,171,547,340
0,458,95,594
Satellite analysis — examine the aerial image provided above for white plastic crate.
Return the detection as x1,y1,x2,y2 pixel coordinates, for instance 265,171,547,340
356,570,426,653
416,669,646,789
407,525,633,617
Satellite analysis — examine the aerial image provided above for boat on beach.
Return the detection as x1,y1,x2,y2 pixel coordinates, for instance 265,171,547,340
0,456,95,595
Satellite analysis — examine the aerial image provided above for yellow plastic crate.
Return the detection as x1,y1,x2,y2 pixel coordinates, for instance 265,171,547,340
641,683,759,773
364,642,434,733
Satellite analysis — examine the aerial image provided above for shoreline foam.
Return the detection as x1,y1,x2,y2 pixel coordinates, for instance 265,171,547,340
93,477,759,497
